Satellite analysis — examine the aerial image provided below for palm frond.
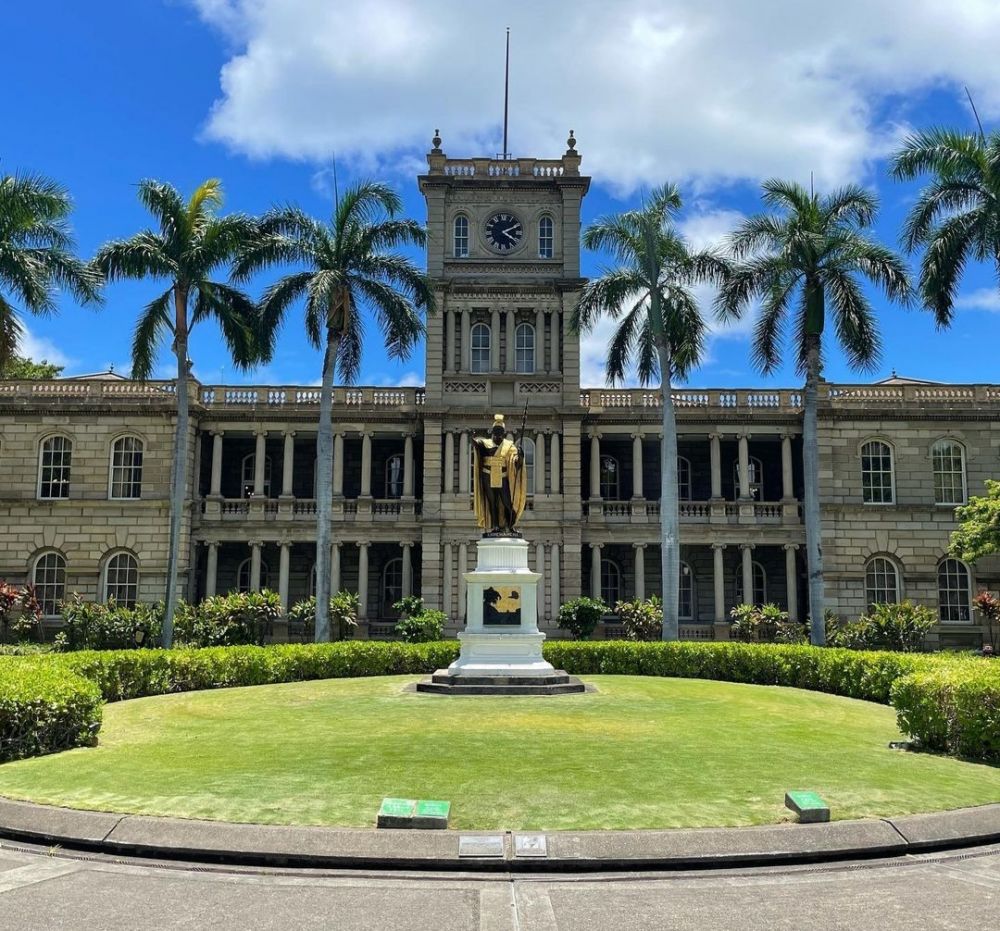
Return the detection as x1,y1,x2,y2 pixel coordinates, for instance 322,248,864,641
136,180,187,242
916,211,983,326
0,293,23,371
130,287,173,381
604,299,646,385
572,267,644,332
193,281,261,369
93,232,176,282
889,128,987,181
825,268,881,372
822,184,878,229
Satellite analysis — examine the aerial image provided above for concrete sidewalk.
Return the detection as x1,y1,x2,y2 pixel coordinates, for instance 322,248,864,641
1,797,998,872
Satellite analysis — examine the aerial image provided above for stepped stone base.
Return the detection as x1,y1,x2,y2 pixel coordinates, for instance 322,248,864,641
416,669,587,696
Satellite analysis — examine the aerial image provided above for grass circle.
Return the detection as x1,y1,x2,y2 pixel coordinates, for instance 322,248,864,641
0,675,997,830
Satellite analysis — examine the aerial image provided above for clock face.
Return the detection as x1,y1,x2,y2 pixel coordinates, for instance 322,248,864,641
484,212,524,253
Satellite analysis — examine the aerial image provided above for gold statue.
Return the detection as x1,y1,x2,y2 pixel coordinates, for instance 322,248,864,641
472,413,527,535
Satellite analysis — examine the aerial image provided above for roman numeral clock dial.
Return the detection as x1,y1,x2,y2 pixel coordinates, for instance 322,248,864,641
485,212,524,253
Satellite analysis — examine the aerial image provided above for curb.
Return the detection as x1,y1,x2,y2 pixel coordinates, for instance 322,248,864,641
1,798,999,873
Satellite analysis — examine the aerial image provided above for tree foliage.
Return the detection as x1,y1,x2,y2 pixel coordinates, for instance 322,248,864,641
950,479,1000,563
0,355,63,379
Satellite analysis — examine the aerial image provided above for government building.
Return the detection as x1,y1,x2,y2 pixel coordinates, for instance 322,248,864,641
1,134,998,646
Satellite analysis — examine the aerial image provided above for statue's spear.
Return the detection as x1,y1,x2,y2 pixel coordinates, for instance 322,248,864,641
513,399,529,451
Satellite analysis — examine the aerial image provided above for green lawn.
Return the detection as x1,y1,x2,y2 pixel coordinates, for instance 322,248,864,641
0,675,997,830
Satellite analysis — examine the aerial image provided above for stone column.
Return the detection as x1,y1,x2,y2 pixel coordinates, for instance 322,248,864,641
550,310,559,372
505,310,515,372
490,309,501,371
632,433,644,499
278,541,290,611
589,433,601,499
591,543,603,600
633,543,646,600
551,433,561,494
460,309,471,374
402,542,413,597
535,543,546,620
535,432,546,495
738,434,751,499
281,431,295,497
741,543,755,605
253,431,267,497
712,543,726,622
781,434,794,500
210,431,224,496
785,544,799,621
709,433,721,499
550,543,560,619
357,542,369,618
458,541,468,620
333,432,345,496
403,433,414,498
458,432,470,494
445,307,456,375
205,542,219,598
331,542,341,594
535,308,546,373
443,431,455,493
249,541,262,592
360,432,372,497
442,542,453,617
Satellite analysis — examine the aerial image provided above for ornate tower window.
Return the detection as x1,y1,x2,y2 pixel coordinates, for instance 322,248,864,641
470,322,491,373
515,322,535,373
538,215,554,258
453,215,469,258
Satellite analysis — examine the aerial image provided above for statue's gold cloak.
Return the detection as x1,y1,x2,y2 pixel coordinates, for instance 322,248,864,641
472,437,527,530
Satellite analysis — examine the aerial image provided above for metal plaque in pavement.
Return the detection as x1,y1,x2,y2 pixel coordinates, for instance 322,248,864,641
514,834,548,858
458,835,505,858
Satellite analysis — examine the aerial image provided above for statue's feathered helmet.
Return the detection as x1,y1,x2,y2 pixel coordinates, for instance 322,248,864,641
492,414,505,429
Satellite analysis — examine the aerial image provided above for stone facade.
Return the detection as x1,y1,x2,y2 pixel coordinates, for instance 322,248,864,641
1,138,998,645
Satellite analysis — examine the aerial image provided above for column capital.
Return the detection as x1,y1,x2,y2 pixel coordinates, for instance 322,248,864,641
631,431,644,441
591,542,604,552
632,542,647,550
711,542,727,551
211,429,225,437
401,540,415,548
588,429,602,440
254,428,268,437
283,429,297,438
783,542,800,552
738,430,753,440
357,539,371,549
359,430,374,439
708,431,722,441
248,539,263,549
278,536,292,549
739,542,756,552
202,539,220,549
334,429,346,438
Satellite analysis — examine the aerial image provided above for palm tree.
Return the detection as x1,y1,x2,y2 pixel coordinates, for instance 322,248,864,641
234,181,431,641
890,128,1000,326
717,180,910,644
572,184,729,640
94,180,263,647
0,173,101,368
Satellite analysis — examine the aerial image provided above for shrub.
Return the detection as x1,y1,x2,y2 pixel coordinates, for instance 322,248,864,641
730,603,808,644
175,591,282,647
393,595,425,619
287,592,359,642
54,595,164,652
830,601,936,652
614,597,662,641
557,597,607,640
0,581,41,642
0,659,102,762
973,591,1000,652
395,610,446,643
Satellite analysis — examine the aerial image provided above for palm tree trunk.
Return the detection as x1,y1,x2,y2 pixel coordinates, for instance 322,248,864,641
802,333,826,645
162,288,190,649
313,330,340,642
658,347,680,641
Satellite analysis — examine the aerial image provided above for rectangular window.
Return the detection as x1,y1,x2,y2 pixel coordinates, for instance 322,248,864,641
39,437,72,499
861,442,894,504
110,437,144,499
932,442,965,505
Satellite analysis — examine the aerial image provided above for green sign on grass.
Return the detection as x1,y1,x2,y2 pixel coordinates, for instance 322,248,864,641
416,800,450,819
379,798,416,818
786,791,827,811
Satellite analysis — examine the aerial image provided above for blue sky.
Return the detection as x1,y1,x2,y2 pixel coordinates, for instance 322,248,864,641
5,0,1000,388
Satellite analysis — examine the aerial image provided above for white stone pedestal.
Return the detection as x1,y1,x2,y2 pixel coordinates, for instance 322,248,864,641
446,537,557,678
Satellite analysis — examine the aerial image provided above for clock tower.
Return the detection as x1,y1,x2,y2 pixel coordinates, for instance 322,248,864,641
417,131,591,621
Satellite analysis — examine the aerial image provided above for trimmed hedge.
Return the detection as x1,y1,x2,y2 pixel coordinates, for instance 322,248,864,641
0,660,102,762
2,640,997,764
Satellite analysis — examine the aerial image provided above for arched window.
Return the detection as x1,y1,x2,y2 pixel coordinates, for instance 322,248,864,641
733,456,763,500
237,558,270,593
109,436,144,499
515,322,535,373
382,557,403,617
103,551,139,607
677,456,692,501
679,562,694,620
600,558,621,608
241,453,272,498
735,561,767,606
521,437,536,495
865,556,900,608
470,322,491,373
385,454,404,498
38,435,72,499
453,215,470,258
932,439,966,505
938,558,971,623
600,455,620,500
538,215,554,258
31,551,66,616
861,441,894,504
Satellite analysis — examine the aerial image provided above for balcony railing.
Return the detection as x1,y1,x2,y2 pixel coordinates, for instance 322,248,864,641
584,499,793,524
201,497,422,521
198,385,425,410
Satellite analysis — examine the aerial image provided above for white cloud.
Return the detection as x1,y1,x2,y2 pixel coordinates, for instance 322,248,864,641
18,326,75,370
955,288,1000,312
191,0,1000,192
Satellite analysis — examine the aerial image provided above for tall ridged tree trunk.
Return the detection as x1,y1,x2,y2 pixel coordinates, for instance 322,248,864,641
802,327,826,646
162,286,190,648
658,346,680,641
313,328,340,642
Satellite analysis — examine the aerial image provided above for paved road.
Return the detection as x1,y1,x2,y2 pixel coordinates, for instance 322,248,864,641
0,840,997,930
